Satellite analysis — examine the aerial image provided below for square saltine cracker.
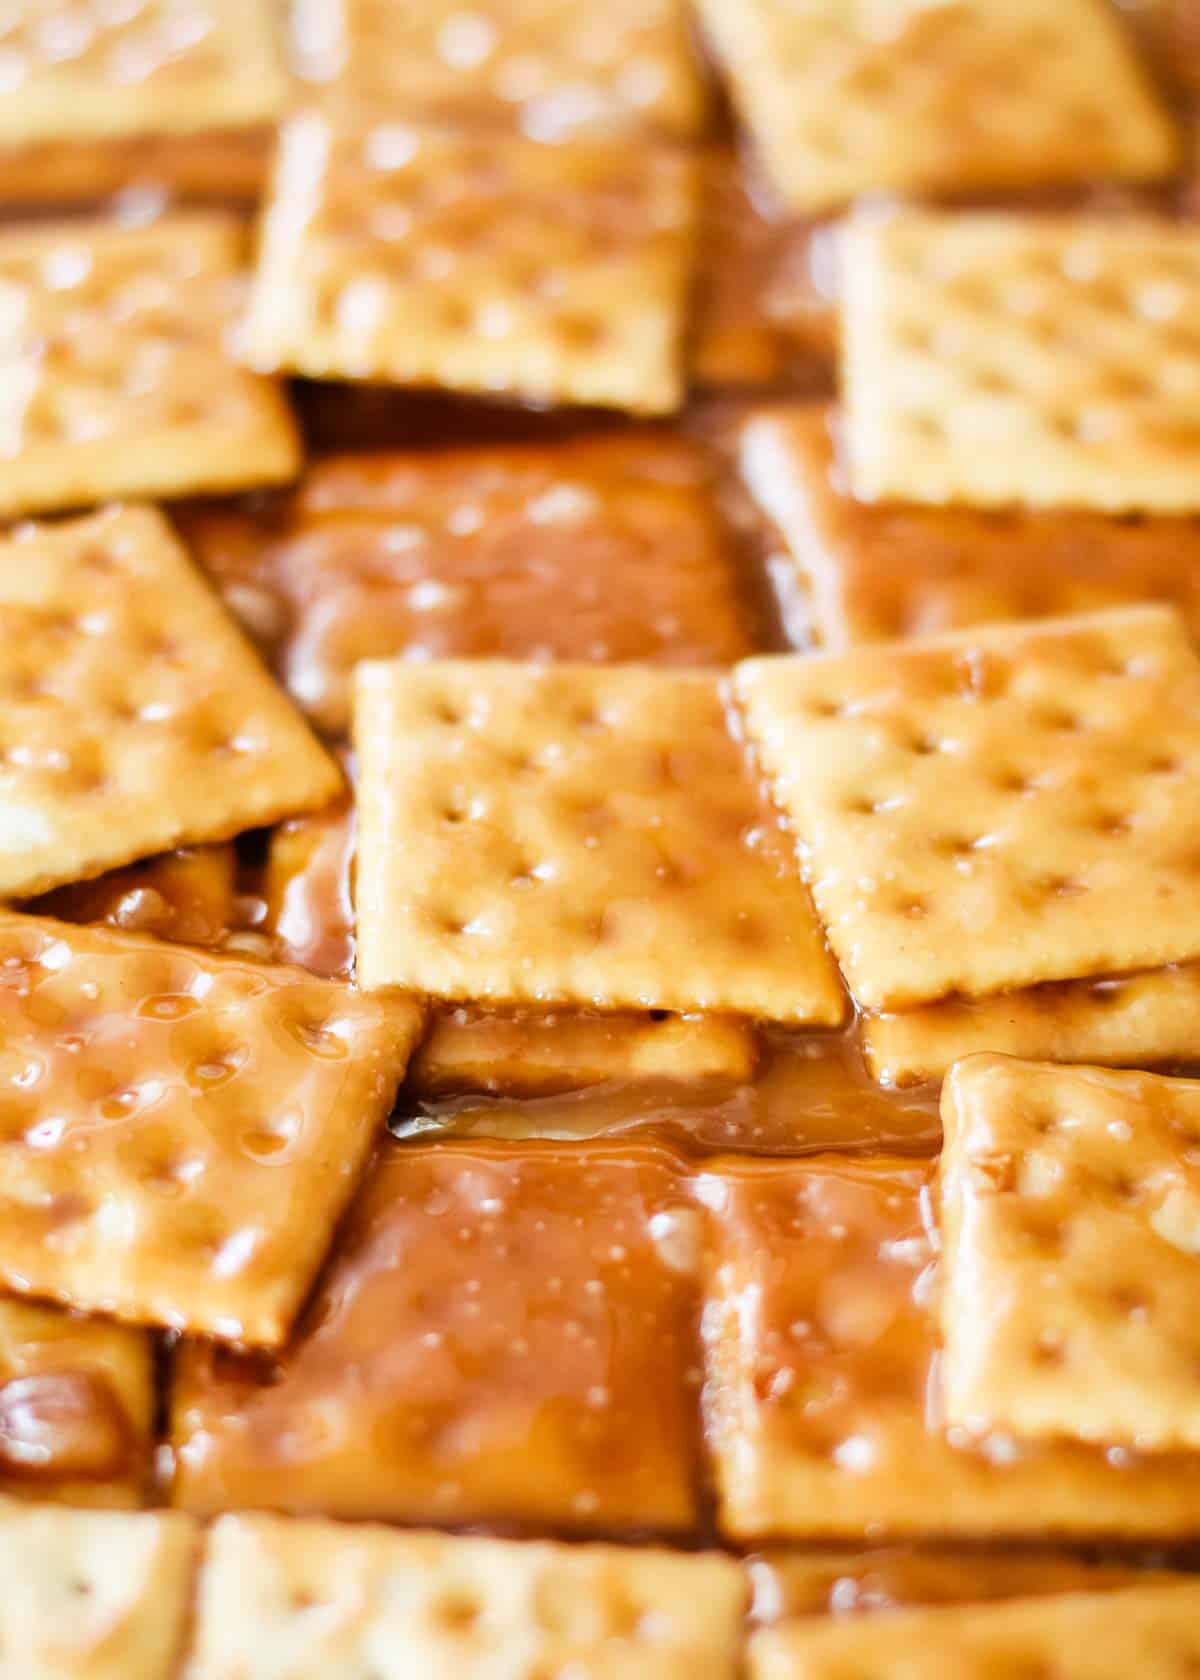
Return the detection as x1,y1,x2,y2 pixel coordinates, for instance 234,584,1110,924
354,660,844,1023
734,607,1200,1011
842,211,1200,513
941,1054,1200,1451
695,0,1176,213
245,114,698,415
0,213,299,516
0,506,340,899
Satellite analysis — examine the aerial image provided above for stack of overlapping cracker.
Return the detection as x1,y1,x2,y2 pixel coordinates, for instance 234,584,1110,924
4,2,1200,1676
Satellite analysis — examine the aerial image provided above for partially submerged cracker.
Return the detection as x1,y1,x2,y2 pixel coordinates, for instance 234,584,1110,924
184,432,753,740
171,1141,703,1533
749,1581,1200,1680
750,1546,1174,1621
415,1006,757,1096
739,404,1200,649
700,1155,1200,1541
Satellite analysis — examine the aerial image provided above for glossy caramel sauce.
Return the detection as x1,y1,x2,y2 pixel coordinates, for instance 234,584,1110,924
403,1024,941,1157
0,1294,152,1506
261,798,356,980
747,404,1200,652
693,150,837,394
30,843,241,948
0,127,271,208
0,1370,132,1481
171,1139,703,1535
747,1547,1177,1622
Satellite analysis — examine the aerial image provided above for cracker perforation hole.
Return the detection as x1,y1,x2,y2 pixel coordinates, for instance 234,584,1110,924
992,767,1040,797
891,896,928,921
903,411,944,440
1092,812,1133,838
431,1589,484,1633
1033,1331,1067,1367
1036,705,1085,733
1040,875,1087,900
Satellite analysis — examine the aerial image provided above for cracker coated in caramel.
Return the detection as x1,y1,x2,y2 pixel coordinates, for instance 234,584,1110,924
183,434,754,741
172,1140,703,1533
701,1154,1200,1540
246,115,699,415
0,909,420,1346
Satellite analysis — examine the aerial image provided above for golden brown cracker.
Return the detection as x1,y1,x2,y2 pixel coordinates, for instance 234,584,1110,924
0,0,287,147
751,1546,1174,1622
749,1582,1200,1680
171,1141,703,1533
0,1499,195,1679
0,213,299,517
354,660,844,1022
245,114,698,415
941,1055,1200,1451
842,211,1200,513
740,404,1200,649
182,432,753,741
701,1155,1200,1541
188,1513,744,1679
733,607,1200,1011
862,964,1200,1087
0,908,420,1345
308,0,707,141
415,1007,757,1096
0,506,341,899
695,0,1176,212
